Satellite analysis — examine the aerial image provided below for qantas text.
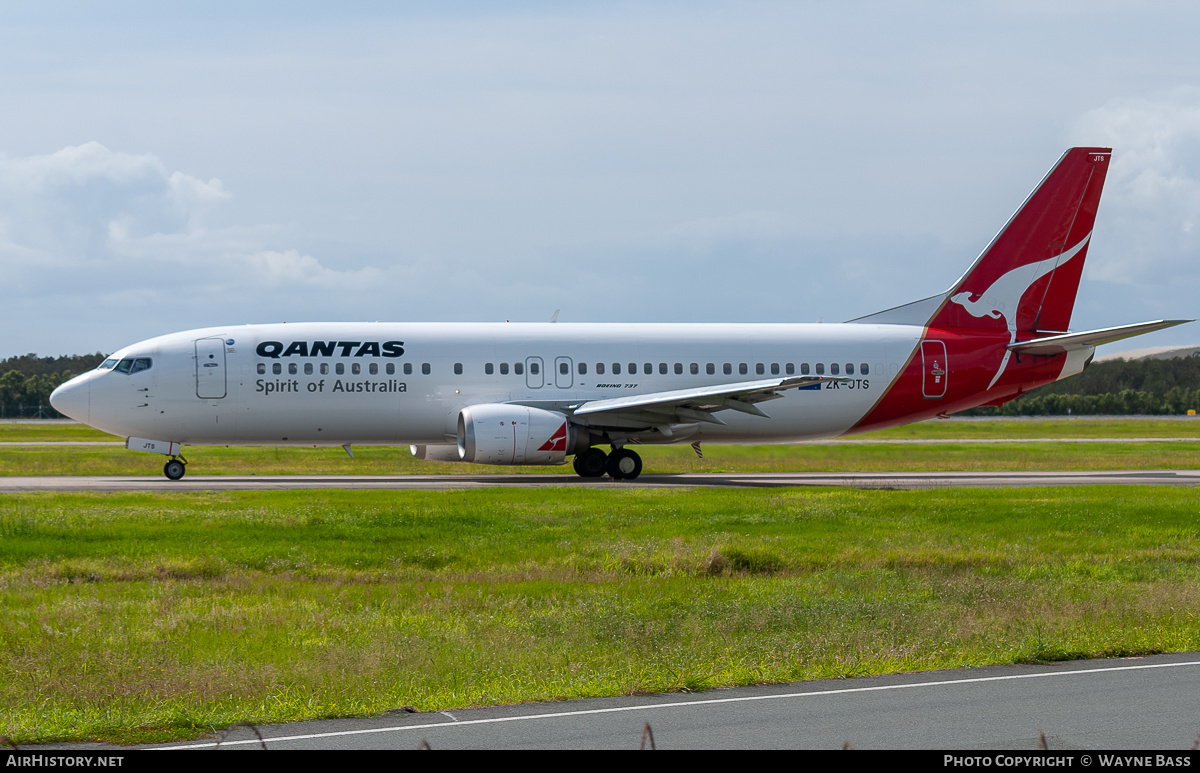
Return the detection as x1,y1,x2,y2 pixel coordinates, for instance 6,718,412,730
255,341,405,359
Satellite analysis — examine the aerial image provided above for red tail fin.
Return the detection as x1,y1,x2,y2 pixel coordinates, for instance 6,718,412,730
930,147,1111,336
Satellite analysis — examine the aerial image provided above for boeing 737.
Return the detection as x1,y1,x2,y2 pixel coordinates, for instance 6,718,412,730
50,147,1189,480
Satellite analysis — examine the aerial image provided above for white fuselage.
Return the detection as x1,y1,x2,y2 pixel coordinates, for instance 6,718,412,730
54,321,924,448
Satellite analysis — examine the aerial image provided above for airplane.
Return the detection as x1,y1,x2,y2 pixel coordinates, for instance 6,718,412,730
49,147,1190,481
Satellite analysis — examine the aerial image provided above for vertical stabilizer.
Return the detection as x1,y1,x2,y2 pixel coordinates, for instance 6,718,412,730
931,147,1111,336
850,148,1111,332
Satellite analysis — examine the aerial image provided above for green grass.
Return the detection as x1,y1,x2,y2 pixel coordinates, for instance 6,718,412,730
2,417,1200,476
861,417,1200,439
2,486,1199,744
2,438,1199,476
3,417,1199,444
0,423,121,442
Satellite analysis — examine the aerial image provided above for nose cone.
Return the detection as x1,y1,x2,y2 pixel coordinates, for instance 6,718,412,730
50,375,90,423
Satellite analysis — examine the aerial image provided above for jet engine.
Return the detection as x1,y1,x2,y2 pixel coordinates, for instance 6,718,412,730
457,404,579,465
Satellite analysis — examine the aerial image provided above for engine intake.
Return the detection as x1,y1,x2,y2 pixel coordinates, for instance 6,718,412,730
457,404,576,465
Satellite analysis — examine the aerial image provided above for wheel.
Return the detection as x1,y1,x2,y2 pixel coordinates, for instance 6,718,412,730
606,448,642,480
163,459,186,480
572,447,608,478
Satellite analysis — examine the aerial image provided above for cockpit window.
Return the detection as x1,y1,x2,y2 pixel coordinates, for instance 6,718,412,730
112,357,152,374
98,359,118,370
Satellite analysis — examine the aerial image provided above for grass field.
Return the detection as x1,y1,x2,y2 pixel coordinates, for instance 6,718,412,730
2,486,1200,744
2,418,1199,476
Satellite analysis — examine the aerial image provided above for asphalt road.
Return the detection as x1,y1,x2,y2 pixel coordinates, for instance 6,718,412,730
32,653,1200,750
2,469,1199,492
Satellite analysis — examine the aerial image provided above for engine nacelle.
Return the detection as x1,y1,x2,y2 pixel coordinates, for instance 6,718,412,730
457,404,576,465
410,444,465,462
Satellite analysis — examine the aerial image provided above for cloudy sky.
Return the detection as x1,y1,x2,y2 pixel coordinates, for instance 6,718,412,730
1,1,1198,358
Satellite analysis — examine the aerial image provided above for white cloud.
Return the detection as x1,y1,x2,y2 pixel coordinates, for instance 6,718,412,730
0,142,401,308
1072,88,1200,286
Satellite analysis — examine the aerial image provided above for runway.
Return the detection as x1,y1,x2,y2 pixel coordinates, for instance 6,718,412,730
2,469,1199,492
33,653,1200,750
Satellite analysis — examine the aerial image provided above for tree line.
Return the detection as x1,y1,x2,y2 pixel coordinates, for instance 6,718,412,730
0,353,105,418
963,355,1200,416
0,351,1197,418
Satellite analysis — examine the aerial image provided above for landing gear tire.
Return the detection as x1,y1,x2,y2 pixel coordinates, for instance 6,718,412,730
573,447,608,478
606,448,642,480
163,459,186,481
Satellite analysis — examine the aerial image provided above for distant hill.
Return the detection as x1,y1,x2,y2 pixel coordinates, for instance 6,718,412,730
1095,344,1200,362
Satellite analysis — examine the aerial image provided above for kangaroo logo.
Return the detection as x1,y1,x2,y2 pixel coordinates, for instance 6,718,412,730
949,232,1090,388
537,422,568,452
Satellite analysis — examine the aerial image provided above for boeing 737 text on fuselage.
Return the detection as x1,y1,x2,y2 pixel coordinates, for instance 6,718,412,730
50,148,1190,480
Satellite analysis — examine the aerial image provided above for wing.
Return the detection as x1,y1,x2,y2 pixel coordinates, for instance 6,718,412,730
1007,320,1191,356
559,376,847,427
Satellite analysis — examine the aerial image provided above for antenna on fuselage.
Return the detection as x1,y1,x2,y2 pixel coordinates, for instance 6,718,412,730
549,309,560,323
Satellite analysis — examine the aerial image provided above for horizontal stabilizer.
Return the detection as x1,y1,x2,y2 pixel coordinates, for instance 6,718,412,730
1007,320,1192,356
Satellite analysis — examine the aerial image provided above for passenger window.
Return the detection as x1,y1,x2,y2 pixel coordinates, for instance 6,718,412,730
560,362,569,375
659,363,667,375
369,363,378,375
596,362,605,375
515,362,524,375
305,363,314,375
289,363,298,375
335,363,344,375
500,363,509,375
321,363,329,375
846,363,854,375
257,363,266,374
613,363,621,375
861,363,870,375
801,363,810,375
756,363,765,375
785,363,794,375
739,363,748,375
707,363,715,375
454,363,463,375
690,363,698,375
629,363,638,375
386,363,395,375
422,363,431,375
530,362,539,375
815,363,825,375
351,363,360,375
273,363,282,375
831,363,840,375
723,363,732,375
578,362,587,375
485,363,494,375
404,363,413,375
675,363,683,375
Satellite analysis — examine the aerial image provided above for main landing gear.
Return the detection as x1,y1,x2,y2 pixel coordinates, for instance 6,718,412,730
163,457,187,481
572,447,642,480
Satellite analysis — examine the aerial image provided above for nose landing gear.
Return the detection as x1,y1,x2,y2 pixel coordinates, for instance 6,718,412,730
163,457,187,481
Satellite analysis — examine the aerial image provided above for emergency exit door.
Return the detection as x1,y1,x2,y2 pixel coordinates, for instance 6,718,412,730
921,340,947,399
